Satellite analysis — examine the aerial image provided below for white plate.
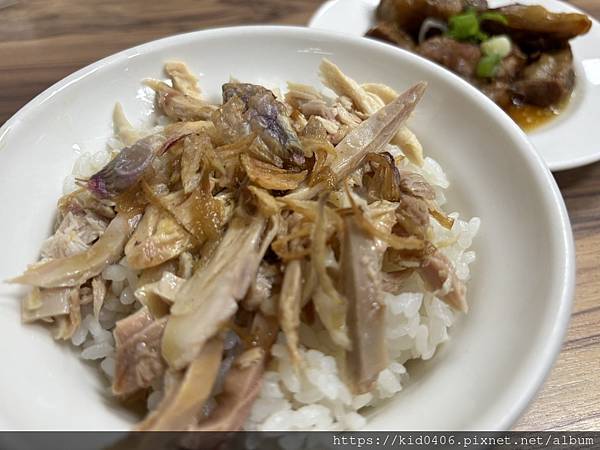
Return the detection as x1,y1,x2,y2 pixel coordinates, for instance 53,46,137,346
0,26,574,431
310,0,600,171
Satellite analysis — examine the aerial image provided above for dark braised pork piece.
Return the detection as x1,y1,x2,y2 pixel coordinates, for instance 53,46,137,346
375,0,486,38
369,0,591,115
512,48,575,107
366,21,416,50
418,36,482,79
482,4,591,52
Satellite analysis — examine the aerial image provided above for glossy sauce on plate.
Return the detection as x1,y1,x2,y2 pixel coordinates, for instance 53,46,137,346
505,97,569,132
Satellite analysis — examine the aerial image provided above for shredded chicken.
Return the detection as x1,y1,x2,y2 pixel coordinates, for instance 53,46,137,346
113,103,143,146
162,215,274,369
419,249,468,312
11,212,140,288
321,59,424,165
113,317,168,396
12,59,475,433
145,80,217,122
193,314,277,432
134,271,185,312
125,205,195,270
92,276,106,318
341,215,388,394
279,260,303,365
164,61,203,99
136,337,223,431
113,307,153,346
52,288,81,340
41,211,107,259
243,262,279,312
21,287,71,323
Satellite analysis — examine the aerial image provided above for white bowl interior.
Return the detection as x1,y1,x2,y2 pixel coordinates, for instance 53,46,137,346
0,27,573,431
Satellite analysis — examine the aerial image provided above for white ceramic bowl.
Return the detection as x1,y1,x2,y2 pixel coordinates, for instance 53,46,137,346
0,26,574,431
310,0,600,171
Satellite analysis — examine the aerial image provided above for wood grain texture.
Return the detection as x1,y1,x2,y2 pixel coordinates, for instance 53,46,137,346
0,0,599,431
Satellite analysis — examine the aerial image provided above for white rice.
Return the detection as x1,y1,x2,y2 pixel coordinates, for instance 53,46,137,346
243,144,480,431
68,251,140,386
64,130,479,431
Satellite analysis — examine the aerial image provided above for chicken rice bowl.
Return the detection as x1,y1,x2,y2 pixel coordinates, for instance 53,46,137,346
10,59,479,431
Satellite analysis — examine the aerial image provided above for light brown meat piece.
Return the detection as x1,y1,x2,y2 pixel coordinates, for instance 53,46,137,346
162,215,275,369
125,205,195,270
341,216,388,394
41,211,107,260
418,249,468,312
113,307,154,347
396,193,431,239
287,82,427,200
398,170,436,200
189,314,277,433
483,5,591,51
279,260,302,365
92,276,106,319
57,188,116,220
192,350,265,433
164,61,203,99
11,212,140,288
52,288,81,340
112,317,168,396
21,287,71,323
145,80,216,122
180,134,207,194
135,338,224,431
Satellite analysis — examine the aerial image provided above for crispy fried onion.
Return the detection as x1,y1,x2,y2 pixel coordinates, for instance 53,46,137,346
247,186,282,217
181,134,212,194
363,152,402,201
344,184,424,251
428,204,455,230
247,135,285,168
125,205,194,270
142,175,224,242
382,243,436,273
271,198,344,262
271,221,313,261
209,134,255,185
310,196,351,349
302,137,337,189
240,154,307,191
279,198,343,232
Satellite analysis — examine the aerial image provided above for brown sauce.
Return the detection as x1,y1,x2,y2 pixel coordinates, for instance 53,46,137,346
504,97,569,132
114,187,147,214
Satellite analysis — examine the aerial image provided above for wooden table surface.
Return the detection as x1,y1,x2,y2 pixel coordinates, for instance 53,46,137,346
1,0,599,431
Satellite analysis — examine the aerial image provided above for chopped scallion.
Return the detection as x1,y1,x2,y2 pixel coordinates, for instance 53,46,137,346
447,11,480,41
446,10,508,44
476,54,502,78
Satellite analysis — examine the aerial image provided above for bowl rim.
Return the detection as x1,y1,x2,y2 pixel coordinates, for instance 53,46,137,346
0,25,575,431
